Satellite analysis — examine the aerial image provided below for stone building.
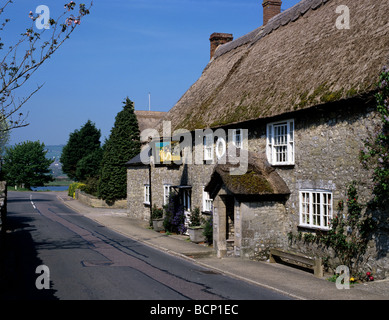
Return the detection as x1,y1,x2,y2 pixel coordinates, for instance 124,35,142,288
127,0,389,278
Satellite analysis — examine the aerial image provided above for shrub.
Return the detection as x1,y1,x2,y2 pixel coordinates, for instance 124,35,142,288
81,176,99,197
150,204,164,227
68,182,86,198
188,207,203,227
151,204,163,220
203,215,213,244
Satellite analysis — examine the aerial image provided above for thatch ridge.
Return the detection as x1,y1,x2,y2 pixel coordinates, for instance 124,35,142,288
213,0,332,60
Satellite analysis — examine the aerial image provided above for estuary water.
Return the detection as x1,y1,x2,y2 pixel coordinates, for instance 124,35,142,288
31,186,69,192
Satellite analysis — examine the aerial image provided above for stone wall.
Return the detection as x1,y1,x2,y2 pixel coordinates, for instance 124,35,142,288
127,160,215,222
127,166,150,221
239,201,288,260
245,103,379,227
75,189,126,209
0,181,7,233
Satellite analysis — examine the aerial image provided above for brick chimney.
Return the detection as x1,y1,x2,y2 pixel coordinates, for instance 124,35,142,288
262,0,282,25
209,33,233,59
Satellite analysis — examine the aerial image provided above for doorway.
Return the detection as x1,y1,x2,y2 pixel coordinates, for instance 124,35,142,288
224,196,235,256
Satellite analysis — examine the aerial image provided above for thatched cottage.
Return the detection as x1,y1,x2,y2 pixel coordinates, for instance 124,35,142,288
127,0,389,278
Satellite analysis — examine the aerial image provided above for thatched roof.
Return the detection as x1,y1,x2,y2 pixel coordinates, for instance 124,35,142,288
162,0,389,132
135,110,166,133
205,152,290,198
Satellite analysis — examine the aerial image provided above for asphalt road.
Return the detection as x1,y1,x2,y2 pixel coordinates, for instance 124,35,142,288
0,191,291,301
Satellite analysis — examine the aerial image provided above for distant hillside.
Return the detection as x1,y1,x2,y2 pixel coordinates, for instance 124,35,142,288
45,145,64,161
45,145,67,178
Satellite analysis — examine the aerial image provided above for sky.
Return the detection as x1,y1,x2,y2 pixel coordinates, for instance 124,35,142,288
6,0,301,146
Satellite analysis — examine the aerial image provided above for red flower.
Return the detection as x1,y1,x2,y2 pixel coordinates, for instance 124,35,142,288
366,271,371,276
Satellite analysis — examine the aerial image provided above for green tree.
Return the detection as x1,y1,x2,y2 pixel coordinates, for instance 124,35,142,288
3,141,53,190
98,97,141,202
75,147,103,182
60,120,101,181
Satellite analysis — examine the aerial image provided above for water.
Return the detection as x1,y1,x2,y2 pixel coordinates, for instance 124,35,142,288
31,186,69,192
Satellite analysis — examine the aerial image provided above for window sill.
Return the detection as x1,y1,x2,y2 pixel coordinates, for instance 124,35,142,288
143,202,151,206
298,224,330,232
270,163,295,168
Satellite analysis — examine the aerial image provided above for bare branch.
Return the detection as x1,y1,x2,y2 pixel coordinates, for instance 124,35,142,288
0,1,92,132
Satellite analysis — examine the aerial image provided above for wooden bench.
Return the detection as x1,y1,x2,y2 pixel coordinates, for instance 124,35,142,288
269,248,324,278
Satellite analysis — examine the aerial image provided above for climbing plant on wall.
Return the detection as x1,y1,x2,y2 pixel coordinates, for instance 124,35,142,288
360,66,389,208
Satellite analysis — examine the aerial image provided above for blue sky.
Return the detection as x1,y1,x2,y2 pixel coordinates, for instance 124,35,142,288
7,0,301,146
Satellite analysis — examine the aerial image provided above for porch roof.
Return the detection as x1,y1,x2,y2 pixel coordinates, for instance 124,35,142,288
205,152,290,198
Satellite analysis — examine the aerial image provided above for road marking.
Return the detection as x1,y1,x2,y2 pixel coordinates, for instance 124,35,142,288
30,194,37,209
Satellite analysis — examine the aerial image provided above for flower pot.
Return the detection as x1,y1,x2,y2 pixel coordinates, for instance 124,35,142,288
152,218,164,232
188,226,205,243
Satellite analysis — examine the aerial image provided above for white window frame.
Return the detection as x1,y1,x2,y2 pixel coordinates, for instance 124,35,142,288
163,184,171,205
182,189,191,212
181,189,191,234
266,119,294,165
202,186,213,212
299,190,333,230
232,129,242,149
203,133,213,161
144,185,150,205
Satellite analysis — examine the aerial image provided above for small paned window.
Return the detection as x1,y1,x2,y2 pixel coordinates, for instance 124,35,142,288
299,190,333,230
266,119,294,165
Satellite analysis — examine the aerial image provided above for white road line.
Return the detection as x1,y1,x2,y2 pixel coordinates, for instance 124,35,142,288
30,194,37,209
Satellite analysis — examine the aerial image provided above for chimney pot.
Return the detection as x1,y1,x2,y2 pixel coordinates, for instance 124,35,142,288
262,0,282,25
209,32,233,59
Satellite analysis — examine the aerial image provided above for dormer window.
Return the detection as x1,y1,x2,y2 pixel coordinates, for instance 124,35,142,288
266,119,294,165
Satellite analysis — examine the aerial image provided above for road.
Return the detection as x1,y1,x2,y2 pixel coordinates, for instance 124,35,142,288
0,191,291,301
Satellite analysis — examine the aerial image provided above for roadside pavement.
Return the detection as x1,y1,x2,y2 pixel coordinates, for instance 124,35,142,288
55,191,389,300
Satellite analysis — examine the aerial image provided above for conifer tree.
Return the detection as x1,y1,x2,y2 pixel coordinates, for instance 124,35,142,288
60,120,101,181
98,97,140,202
